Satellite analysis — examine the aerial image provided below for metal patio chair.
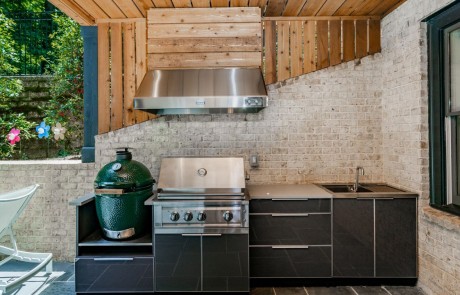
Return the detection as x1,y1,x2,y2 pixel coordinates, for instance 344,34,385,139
0,185,53,295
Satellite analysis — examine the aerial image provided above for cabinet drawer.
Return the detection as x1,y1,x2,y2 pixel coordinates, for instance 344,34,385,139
250,214,331,245
250,246,331,278
250,199,330,213
75,257,153,293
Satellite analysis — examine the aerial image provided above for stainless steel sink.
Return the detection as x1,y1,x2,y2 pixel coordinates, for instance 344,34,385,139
321,185,372,193
319,183,406,194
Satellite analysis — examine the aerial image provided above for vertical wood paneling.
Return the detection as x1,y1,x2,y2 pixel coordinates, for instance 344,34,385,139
135,21,151,122
264,20,276,84
277,21,290,81
368,19,381,54
355,19,368,58
211,0,229,7
303,20,316,74
329,20,341,66
110,23,123,131
123,23,137,126
290,21,302,77
316,20,329,70
342,20,355,62
97,23,110,134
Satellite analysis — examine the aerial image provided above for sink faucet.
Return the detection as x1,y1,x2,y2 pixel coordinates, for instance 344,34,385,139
351,166,364,192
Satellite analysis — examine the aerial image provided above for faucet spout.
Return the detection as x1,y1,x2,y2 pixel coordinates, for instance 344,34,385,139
352,166,364,192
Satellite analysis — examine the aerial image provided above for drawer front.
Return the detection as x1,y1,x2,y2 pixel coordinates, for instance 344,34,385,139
250,246,331,278
250,199,331,213
250,214,331,245
75,257,153,293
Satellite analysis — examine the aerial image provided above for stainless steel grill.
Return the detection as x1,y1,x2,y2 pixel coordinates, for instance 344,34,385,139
153,157,249,231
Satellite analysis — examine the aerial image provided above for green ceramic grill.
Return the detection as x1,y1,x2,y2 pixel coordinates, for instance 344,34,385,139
94,148,154,240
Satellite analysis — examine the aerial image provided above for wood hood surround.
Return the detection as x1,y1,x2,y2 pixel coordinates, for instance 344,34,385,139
46,1,404,133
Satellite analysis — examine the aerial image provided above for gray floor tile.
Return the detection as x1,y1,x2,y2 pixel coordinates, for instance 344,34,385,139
306,286,355,295
351,286,389,295
251,287,275,295
384,286,425,295
274,287,307,295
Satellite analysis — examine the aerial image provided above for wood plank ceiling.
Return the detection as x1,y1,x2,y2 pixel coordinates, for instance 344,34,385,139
48,0,407,25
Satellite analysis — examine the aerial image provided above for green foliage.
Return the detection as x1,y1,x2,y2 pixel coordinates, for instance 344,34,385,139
0,113,35,159
43,14,84,155
0,13,23,111
0,0,47,14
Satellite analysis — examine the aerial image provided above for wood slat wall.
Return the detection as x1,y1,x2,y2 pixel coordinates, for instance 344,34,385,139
97,19,152,134
262,18,381,84
147,7,262,69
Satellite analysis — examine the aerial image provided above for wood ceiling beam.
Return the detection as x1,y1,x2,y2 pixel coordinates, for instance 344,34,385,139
263,15,380,20
316,0,346,16
73,0,109,19
265,0,285,16
94,0,126,18
334,0,366,15
48,0,95,25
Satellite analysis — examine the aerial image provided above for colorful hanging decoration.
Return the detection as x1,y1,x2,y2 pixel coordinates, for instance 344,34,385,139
52,123,66,140
36,121,50,139
7,128,20,145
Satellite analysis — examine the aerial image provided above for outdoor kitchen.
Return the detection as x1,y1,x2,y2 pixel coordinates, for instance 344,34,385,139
1,0,460,294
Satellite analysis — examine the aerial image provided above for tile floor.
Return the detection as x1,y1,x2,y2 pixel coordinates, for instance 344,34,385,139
1,261,426,295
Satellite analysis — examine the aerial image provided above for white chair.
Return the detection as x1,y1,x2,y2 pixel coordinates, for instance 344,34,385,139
0,185,53,295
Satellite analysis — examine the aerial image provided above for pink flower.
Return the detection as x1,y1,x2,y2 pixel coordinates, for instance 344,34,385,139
7,128,20,145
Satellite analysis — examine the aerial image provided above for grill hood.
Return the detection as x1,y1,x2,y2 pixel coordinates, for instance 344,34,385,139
133,68,268,115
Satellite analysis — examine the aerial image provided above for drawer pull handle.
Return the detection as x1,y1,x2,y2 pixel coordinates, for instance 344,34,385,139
271,198,309,201
93,258,134,261
181,234,222,237
201,234,222,237
271,213,309,217
271,245,309,249
181,234,202,237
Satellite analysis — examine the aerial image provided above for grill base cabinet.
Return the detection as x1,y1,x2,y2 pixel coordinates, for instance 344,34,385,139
72,195,154,294
155,233,249,292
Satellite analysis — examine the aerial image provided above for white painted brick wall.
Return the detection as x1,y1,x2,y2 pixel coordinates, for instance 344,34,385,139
0,161,95,261
381,0,460,294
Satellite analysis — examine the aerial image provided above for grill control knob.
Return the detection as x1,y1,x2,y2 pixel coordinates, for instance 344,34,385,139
184,211,193,222
223,211,233,222
170,212,180,222
197,212,206,221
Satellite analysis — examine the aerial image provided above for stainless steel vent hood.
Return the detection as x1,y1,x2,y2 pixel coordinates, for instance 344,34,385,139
133,68,268,115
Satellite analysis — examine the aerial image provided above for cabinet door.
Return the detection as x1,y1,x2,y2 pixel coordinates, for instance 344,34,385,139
250,199,331,213
155,234,201,292
333,199,374,277
375,198,417,277
202,234,249,292
75,257,153,293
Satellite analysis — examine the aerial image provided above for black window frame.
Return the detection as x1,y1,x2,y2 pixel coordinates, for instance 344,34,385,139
427,0,460,216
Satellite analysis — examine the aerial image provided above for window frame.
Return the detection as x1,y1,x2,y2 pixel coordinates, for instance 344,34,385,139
427,1,460,216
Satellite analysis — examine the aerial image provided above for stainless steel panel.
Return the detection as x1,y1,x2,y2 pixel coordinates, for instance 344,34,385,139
154,227,249,235
157,157,245,191
134,68,268,115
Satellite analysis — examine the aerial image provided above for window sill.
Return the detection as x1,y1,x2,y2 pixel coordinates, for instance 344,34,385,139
422,205,460,232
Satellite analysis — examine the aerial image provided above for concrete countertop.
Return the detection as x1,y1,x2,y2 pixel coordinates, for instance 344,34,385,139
247,184,332,199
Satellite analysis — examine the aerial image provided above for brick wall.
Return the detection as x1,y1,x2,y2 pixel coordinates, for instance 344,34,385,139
0,161,95,261
380,0,460,294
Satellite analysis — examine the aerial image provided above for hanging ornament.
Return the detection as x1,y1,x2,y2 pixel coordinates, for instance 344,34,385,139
52,123,67,140
36,121,50,139
7,128,20,145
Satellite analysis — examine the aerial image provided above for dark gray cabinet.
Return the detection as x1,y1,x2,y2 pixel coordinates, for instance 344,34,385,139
155,233,249,292
72,195,154,294
249,198,332,278
333,199,374,277
375,198,417,277
333,197,417,278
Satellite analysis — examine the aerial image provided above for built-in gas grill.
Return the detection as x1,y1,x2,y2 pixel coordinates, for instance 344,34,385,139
152,157,249,293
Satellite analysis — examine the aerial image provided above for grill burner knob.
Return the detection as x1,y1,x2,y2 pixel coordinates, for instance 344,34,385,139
197,212,206,221
170,212,180,222
223,211,233,222
184,211,193,222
